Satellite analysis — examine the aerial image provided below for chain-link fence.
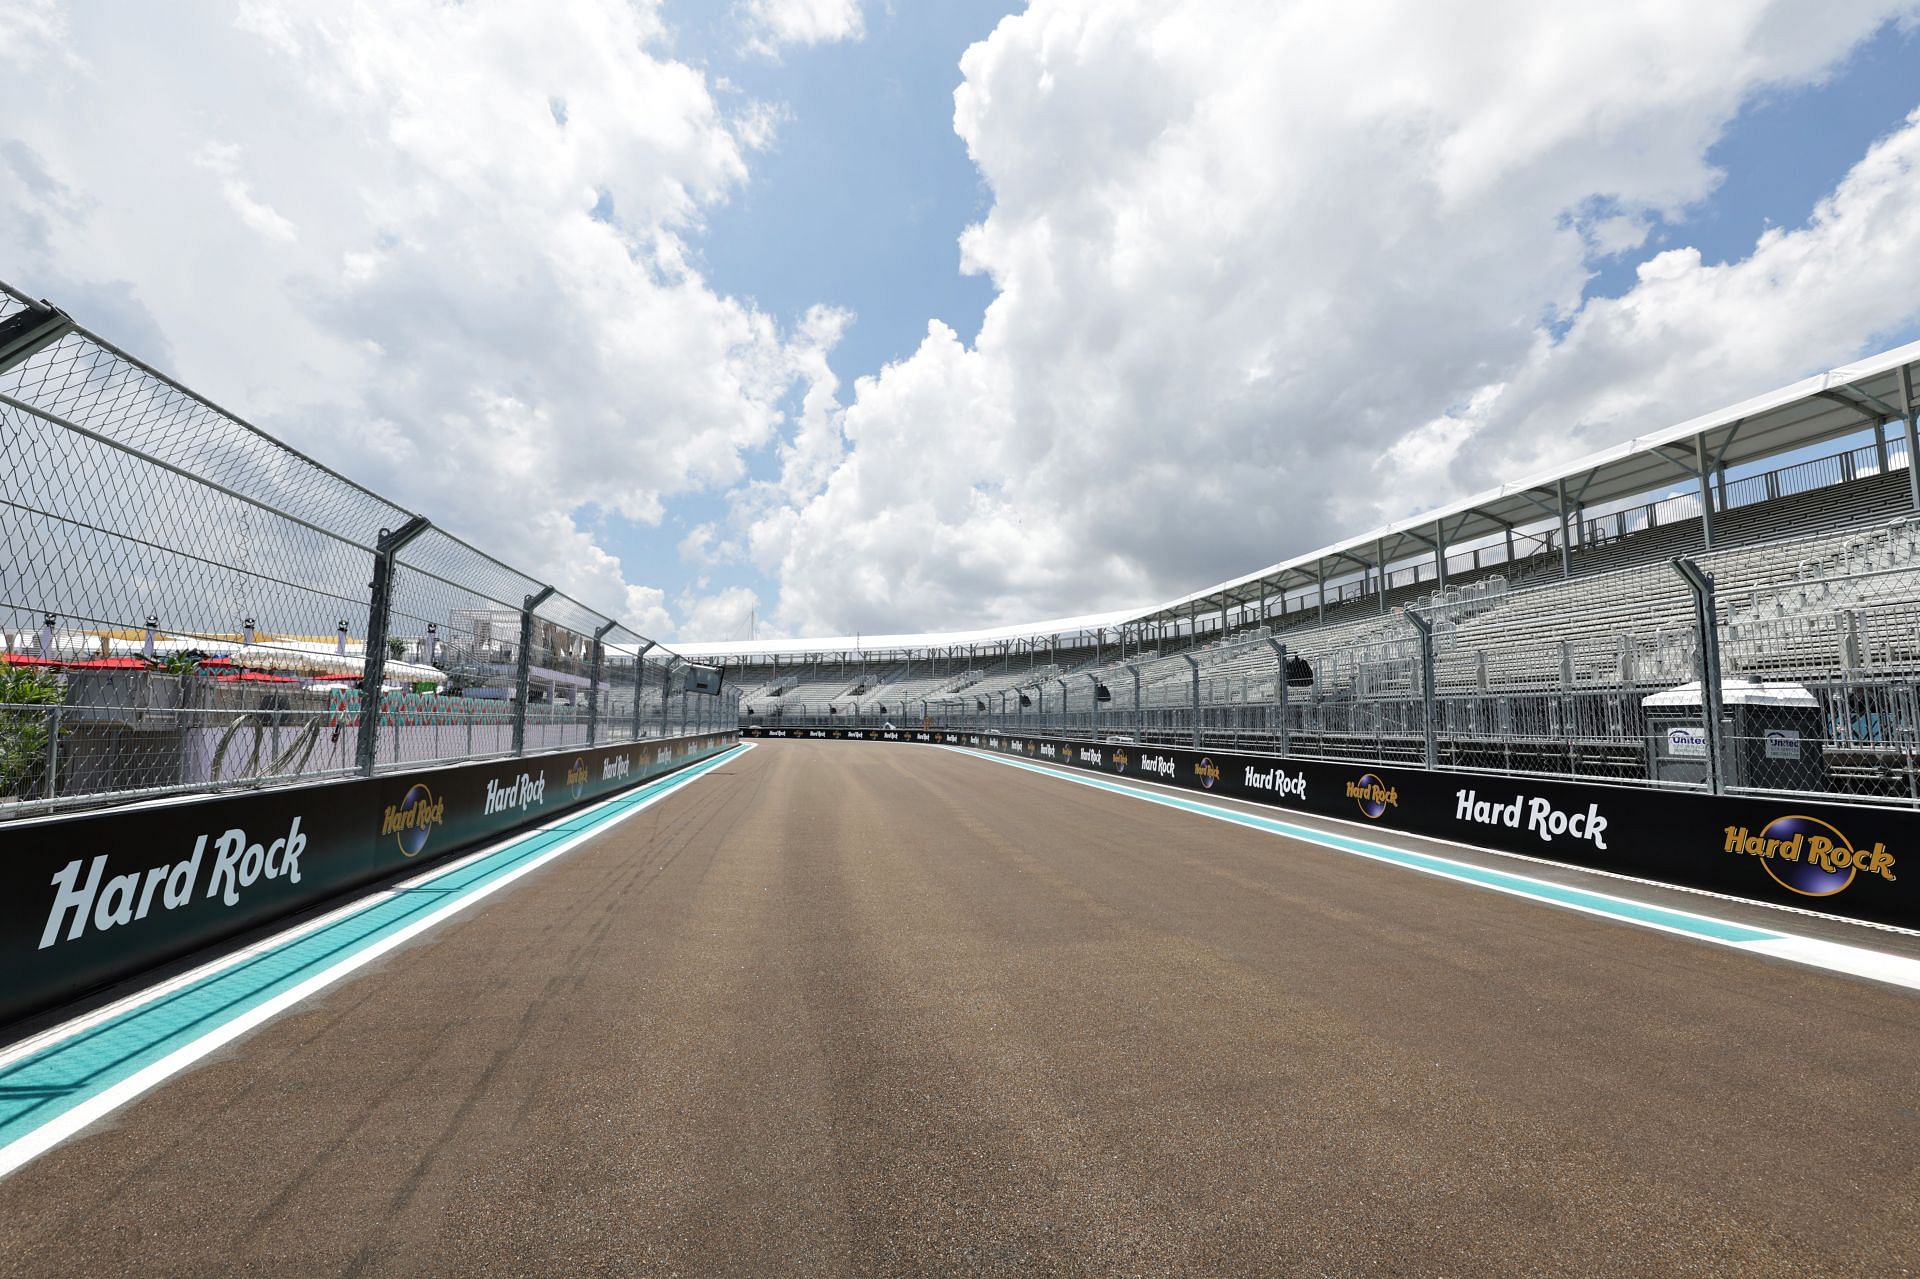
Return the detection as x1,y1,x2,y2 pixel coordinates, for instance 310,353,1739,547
732,519,1920,806
0,283,736,820
909,542,1920,804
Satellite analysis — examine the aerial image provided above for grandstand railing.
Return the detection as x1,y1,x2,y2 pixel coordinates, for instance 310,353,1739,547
0,282,736,820
1241,438,1909,621
748,507,1920,807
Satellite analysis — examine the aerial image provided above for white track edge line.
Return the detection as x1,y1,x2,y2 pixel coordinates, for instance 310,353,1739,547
935,745,1920,993
923,742,1920,938
0,747,749,1070
0,746,753,1068
0,744,749,1178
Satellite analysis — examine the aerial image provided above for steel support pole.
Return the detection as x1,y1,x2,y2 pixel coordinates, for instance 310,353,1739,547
1555,477,1572,578
1695,433,1715,551
356,515,430,775
1433,519,1447,590
1375,538,1388,614
1182,654,1201,747
630,639,655,740
1267,639,1291,757
1403,609,1438,770
586,620,616,745
1902,364,1920,512
511,585,556,757
659,655,677,738
1673,557,1726,795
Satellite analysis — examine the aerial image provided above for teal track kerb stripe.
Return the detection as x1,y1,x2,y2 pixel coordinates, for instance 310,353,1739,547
946,747,1782,945
0,745,746,1153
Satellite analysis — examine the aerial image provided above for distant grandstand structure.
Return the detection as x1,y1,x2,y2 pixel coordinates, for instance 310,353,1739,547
689,343,1920,805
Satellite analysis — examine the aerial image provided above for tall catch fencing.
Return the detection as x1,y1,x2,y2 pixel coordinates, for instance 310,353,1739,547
896,534,1920,807
0,283,735,819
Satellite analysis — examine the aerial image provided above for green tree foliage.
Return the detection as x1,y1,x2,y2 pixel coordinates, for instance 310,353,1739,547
0,665,65,799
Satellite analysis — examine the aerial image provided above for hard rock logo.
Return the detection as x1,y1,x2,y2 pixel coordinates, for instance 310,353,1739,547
1724,815,1895,897
1347,773,1397,820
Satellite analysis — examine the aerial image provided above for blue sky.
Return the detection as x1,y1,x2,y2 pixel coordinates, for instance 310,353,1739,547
1588,18,1920,310
616,4,1920,639
587,1,1018,636
7,2,1920,642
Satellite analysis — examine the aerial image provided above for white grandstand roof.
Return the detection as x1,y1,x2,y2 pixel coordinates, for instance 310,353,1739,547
684,339,1920,659
1148,337,1920,622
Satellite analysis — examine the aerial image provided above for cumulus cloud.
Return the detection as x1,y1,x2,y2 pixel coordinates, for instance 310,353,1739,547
674,584,767,642
0,0,834,639
1397,105,1920,495
740,0,865,57
11,0,1920,647
731,0,1920,636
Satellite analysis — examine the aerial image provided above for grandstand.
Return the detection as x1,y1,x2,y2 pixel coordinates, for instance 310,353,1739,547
689,342,1920,804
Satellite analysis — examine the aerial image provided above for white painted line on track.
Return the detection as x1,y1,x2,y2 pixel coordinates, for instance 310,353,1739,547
0,744,751,1180
932,742,1920,939
935,744,1920,993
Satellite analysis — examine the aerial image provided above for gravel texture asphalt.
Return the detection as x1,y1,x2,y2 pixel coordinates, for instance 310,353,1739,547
2,740,1917,1277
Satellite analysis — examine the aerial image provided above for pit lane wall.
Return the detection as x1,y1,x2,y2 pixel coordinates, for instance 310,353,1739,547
742,726,1914,931
1,731,737,1028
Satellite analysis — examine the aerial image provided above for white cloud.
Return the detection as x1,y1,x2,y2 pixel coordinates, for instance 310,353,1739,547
675,584,766,642
737,0,1920,636
740,0,865,57
1375,105,1920,502
0,0,834,640
11,0,1920,649
194,142,298,242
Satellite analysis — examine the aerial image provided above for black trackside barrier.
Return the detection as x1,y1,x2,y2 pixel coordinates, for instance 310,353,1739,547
1,732,738,1029
740,725,1916,931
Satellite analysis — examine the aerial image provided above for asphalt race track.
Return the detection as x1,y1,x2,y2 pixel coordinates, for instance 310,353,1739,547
3,740,1918,1276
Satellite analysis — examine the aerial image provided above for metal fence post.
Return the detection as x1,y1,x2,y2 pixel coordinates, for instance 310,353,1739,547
659,656,677,738
44,701,62,800
586,620,615,745
512,585,556,756
1673,557,1726,794
356,515,430,775
1130,665,1142,739
630,640,655,741
1267,640,1292,757
1900,363,1919,511
1403,609,1438,770
1181,654,1200,747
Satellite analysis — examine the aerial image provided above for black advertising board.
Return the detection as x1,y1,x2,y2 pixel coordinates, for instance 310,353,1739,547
741,725,1916,930
1,732,736,1028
